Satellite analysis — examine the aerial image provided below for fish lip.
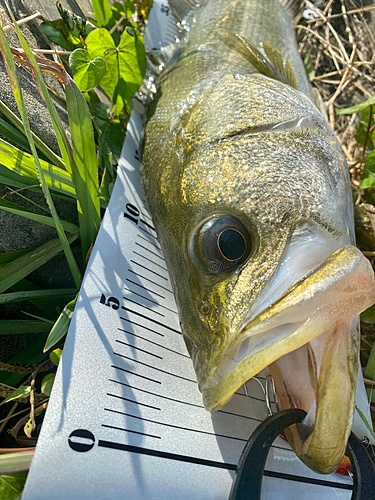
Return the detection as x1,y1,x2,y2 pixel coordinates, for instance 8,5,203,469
200,245,375,412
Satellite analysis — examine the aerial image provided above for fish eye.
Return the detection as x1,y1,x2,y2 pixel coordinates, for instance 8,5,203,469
192,215,252,273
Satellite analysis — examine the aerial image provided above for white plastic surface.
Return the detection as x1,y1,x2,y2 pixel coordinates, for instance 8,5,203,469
22,2,355,499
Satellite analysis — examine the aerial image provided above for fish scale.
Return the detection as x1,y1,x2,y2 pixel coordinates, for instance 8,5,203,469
141,0,375,474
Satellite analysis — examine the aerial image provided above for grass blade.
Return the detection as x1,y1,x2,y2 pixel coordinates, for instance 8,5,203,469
0,198,79,233
1,30,74,175
0,116,31,153
0,289,77,304
336,96,375,115
0,99,65,170
0,138,76,199
0,234,78,295
44,295,77,352
0,249,30,265
65,76,101,258
0,320,51,335
0,19,82,288
0,457,33,476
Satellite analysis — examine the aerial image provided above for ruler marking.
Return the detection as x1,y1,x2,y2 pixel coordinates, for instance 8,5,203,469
107,393,161,410
98,439,235,469
133,251,168,271
137,233,162,250
120,308,181,334
126,279,165,299
96,439,354,490
139,226,158,240
218,409,263,423
118,318,165,338
113,352,195,382
123,289,178,315
114,340,163,360
116,335,189,358
140,211,153,222
101,425,161,439
112,365,161,384
140,219,156,231
109,379,204,408
103,409,247,442
128,270,174,294
130,260,168,281
263,471,353,490
135,242,165,260
123,297,165,317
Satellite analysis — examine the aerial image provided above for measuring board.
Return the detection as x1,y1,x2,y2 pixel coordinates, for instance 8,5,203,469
22,2,356,499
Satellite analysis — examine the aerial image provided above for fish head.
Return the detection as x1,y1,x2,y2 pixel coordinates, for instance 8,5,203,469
142,73,375,473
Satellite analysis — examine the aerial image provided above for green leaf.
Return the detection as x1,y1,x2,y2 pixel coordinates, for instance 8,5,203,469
69,48,106,91
0,471,28,499
336,95,375,115
354,105,375,150
0,198,79,233
0,19,82,287
303,52,315,81
0,138,76,198
86,27,146,115
44,295,78,352
50,348,63,366
364,340,375,403
0,234,78,295
360,150,375,189
40,19,78,51
0,385,30,405
57,2,96,38
360,303,375,323
0,320,51,335
0,100,65,170
0,288,77,305
91,0,115,28
65,76,101,259
41,373,55,396
125,0,136,18
112,1,125,21
355,406,375,439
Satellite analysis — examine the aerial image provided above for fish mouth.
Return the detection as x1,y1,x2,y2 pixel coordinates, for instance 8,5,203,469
201,245,375,473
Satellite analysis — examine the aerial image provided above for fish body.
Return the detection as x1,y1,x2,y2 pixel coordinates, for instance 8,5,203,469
141,0,375,474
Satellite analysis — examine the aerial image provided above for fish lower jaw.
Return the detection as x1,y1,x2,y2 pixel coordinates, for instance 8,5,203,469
200,245,375,412
200,319,317,412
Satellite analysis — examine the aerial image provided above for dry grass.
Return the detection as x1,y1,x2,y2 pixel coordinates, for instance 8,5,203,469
297,0,375,388
298,1,375,157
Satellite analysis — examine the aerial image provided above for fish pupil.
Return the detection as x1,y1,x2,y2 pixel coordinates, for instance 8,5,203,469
218,229,246,261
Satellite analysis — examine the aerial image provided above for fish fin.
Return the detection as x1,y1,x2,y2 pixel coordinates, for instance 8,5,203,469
312,87,328,121
218,29,299,90
262,41,299,90
168,0,204,22
278,0,305,20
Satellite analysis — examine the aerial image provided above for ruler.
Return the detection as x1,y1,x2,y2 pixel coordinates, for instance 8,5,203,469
22,2,354,499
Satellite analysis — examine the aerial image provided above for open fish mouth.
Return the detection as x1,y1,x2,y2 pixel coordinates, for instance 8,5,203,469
200,245,375,473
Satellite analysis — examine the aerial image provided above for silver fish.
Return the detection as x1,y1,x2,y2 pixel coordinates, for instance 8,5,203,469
141,0,375,474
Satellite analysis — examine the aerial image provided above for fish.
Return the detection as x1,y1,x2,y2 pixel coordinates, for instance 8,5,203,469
140,0,375,474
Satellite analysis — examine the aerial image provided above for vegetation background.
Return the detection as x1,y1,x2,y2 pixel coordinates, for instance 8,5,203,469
0,0,374,497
